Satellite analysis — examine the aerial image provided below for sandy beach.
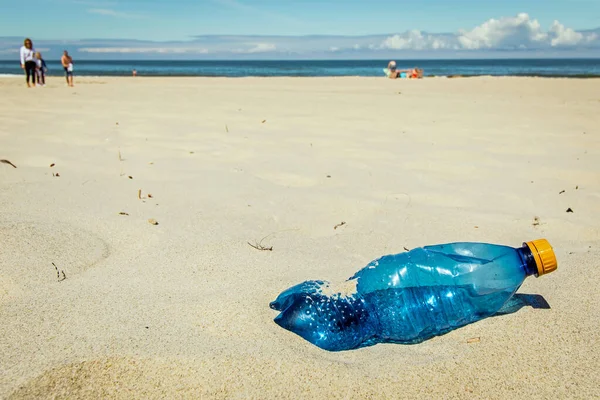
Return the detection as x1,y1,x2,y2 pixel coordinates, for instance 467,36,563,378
1,76,599,399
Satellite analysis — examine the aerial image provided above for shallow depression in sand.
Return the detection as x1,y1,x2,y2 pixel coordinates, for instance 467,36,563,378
254,171,320,188
0,221,110,302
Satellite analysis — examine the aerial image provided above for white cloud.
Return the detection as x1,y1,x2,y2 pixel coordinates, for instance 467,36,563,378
456,13,550,50
0,47,50,53
380,30,456,50
2,12,599,60
88,8,142,18
549,21,586,46
376,13,600,52
79,47,209,54
234,43,276,53
88,8,119,16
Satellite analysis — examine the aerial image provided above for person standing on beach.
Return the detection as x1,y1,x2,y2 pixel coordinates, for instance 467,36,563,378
20,38,37,87
35,52,47,86
61,50,74,87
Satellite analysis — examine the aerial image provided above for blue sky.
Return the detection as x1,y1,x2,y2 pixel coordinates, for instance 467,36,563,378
1,0,599,59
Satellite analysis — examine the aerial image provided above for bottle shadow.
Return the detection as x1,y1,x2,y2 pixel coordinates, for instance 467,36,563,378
495,293,551,316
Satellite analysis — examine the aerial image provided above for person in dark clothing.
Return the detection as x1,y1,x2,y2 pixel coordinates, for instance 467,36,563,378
19,38,37,87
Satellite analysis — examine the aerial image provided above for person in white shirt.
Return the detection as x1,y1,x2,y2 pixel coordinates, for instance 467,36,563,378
35,52,47,86
20,38,36,87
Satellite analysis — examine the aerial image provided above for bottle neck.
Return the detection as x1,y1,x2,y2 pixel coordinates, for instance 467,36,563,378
517,245,539,277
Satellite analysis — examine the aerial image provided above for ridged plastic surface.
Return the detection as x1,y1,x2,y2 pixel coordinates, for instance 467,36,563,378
270,242,528,351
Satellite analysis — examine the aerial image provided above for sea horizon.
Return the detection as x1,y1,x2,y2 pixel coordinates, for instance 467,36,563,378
2,58,600,78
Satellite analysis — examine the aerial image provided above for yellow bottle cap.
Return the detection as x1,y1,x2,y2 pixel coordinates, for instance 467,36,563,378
524,239,558,276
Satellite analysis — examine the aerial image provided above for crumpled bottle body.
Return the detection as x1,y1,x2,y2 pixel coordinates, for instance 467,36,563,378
270,243,527,351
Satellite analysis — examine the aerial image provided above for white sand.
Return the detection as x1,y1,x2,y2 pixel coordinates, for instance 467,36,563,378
1,76,599,399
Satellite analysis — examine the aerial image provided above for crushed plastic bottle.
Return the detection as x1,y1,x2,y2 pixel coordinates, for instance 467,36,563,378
270,239,557,351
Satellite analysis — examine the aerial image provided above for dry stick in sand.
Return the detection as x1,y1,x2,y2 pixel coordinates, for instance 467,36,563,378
334,221,346,230
247,229,298,252
248,235,274,251
248,241,273,251
138,189,153,199
0,159,17,168
52,262,67,282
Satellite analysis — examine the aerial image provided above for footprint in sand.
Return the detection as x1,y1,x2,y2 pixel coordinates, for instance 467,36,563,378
0,221,110,303
9,357,205,399
254,172,319,188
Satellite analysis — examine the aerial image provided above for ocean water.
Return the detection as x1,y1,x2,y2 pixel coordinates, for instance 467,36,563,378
1,59,599,78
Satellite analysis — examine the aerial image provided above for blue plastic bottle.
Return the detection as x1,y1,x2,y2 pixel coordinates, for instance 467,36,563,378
270,239,557,351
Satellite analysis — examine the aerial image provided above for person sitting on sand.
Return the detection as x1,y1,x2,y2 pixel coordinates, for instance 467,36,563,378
389,67,424,79
408,68,423,79
387,60,397,75
402,68,423,79
61,50,74,87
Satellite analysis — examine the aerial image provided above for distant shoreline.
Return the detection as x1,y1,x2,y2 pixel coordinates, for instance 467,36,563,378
2,73,600,79
2,58,599,79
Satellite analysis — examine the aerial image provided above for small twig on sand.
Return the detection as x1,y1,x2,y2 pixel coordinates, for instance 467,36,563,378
248,241,273,251
334,221,346,230
138,189,142,199
403,247,410,252
247,229,299,252
0,159,17,168
52,262,67,282
248,234,274,251
118,149,123,162
225,124,229,133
